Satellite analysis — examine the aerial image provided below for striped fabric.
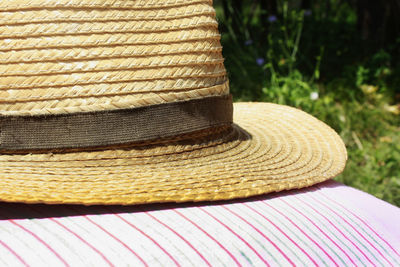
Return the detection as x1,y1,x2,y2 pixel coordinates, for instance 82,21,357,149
0,180,399,266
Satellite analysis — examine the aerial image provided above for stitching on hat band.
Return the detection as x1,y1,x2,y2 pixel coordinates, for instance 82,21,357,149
0,95,233,153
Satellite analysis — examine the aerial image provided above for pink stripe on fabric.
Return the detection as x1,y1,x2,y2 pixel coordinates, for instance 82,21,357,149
48,217,114,267
28,206,114,267
279,198,340,267
317,189,400,258
146,212,211,267
0,239,29,267
262,200,338,267
309,194,392,266
292,195,357,266
298,195,376,266
222,206,295,267
243,203,319,267
173,209,242,267
112,212,180,267
9,219,69,267
198,207,270,266
83,215,148,267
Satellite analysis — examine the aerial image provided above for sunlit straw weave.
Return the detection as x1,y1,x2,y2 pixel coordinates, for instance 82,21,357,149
0,0,226,116
0,0,347,205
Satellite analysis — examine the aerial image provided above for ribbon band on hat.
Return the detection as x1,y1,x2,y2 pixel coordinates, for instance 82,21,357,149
0,95,233,153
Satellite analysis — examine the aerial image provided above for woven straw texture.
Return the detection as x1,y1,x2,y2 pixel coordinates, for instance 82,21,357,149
0,0,227,116
0,103,347,205
0,0,347,205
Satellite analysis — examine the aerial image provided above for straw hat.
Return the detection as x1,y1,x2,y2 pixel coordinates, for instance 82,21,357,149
0,0,347,205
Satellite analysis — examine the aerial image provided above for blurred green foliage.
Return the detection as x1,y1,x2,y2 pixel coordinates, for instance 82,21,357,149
214,0,400,206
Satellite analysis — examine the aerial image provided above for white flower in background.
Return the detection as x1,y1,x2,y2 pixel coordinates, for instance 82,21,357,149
310,91,319,100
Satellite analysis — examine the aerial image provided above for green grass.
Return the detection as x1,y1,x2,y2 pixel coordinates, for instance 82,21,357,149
214,0,400,206
314,92,400,206
334,100,400,206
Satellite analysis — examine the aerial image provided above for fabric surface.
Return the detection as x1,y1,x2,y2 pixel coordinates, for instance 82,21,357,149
0,180,399,266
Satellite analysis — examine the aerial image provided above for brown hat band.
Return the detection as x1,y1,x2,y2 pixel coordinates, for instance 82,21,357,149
0,95,233,153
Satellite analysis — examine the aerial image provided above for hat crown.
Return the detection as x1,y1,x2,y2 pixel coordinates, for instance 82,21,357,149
0,0,228,116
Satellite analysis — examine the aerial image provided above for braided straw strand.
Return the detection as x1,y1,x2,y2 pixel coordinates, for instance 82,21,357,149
1,0,213,11
0,77,227,103
0,3,215,25
1,52,224,76
0,80,229,116
0,40,222,64
0,63,226,89
0,16,218,38
0,28,220,52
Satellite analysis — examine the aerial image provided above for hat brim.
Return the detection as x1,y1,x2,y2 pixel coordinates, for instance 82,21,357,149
0,102,347,205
